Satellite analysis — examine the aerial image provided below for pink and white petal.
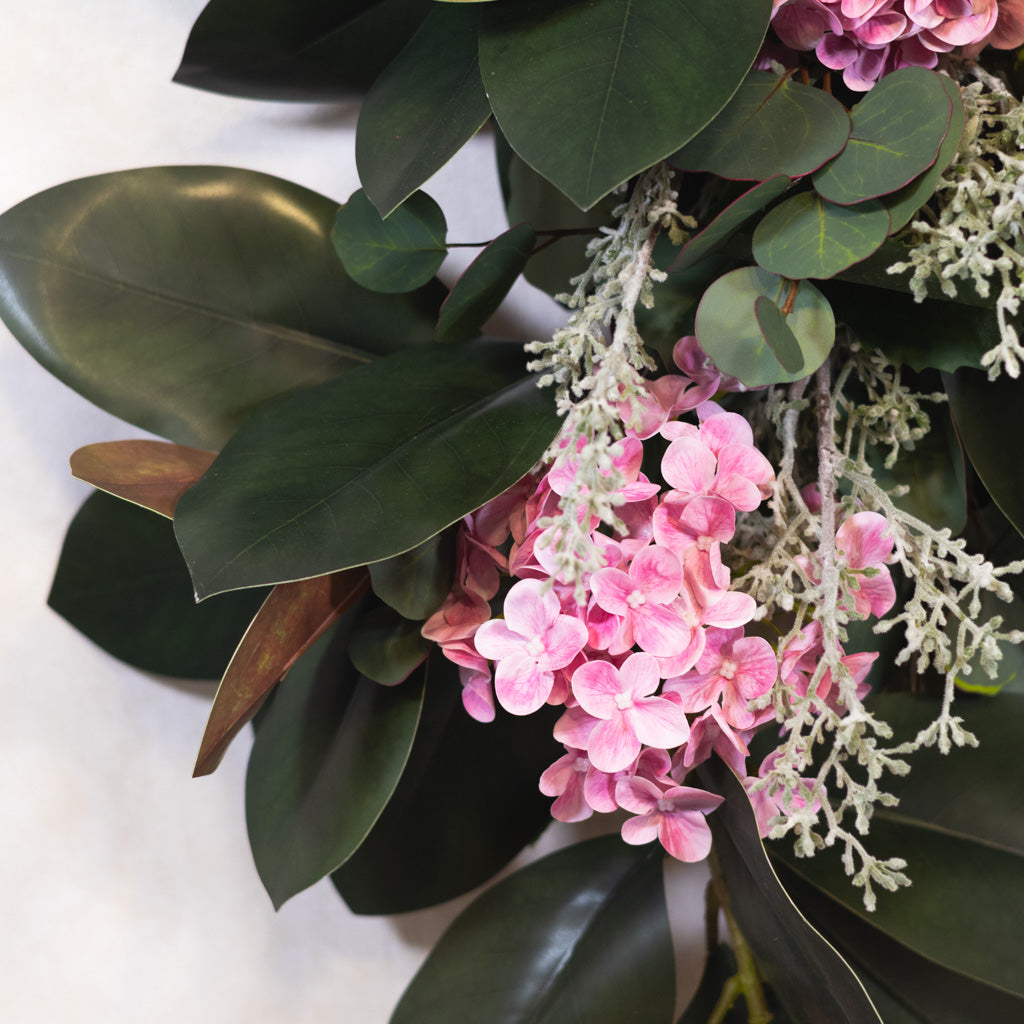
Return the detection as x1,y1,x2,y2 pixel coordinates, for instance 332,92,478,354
591,567,638,616
654,625,707,678
584,766,625,813
663,671,723,713
661,436,717,494
629,697,691,750
553,704,601,748
836,511,895,569
571,659,627,718
658,810,715,862
854,567,897,617
716,443,776,490
588,714,641,773
618,651,663,698
473,618,525,661
502,578,561,636
620,813,661,847
630,545,684,603
615,775,664,814
681,495,737,546
634,603,698,659
712,473,763,512
731,636,780,700
494,655,554,715
460,666,496,724
702,590,757,629
536,615,589,671
699,410,754,453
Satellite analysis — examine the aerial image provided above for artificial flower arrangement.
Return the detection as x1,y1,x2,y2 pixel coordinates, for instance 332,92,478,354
4,0,1024,1020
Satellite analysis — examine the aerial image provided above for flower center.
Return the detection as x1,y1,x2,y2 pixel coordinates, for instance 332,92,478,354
627,591,647,608
718,657,738,680
614,692,634,711
525,637,545,658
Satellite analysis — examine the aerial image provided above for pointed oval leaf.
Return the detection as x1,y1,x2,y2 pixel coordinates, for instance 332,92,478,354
944,367,1024,538
368,527,456,620
670,72,851,181
0,167,446,448
883,74,965,234
333,188,447,292
70,441,216,519
752,192,891,280
390,836,674,1024
696,266,835,387
671,176,790,275
245,619,426,909
48,492,265,679
772,693,1024,997
173,0,433,101
193,568,370,777
479,0,773,209
436,223,536,343
813,68,952,206
174,339,561,599
347,596,431,685
332,655,559,913
357,5,491,217
695,757,883,1024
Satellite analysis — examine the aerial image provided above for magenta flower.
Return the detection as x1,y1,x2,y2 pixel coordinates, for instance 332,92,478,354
836,510,897,617
474,579,588,715
615,777,724,861
570,652,690,772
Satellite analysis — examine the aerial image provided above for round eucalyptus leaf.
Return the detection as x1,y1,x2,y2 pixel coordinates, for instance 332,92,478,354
696,266,835,386
332,188,447,293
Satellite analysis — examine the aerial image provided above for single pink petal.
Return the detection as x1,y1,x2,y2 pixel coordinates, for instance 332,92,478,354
658,809,715,862
661,436,717,494
591,567,638,616
702,590,757,629
699,410,754,453
553,704,600,748
588,714,642,773
854,11,907,45
473,618,526,661
618,651,663,698
850,566,897,617
630,545,684,604
836,511,894,569
535,615,589,671
572,659,626,719
620,813,661,847
502,578,561,636
615,775,663,814
633,603,699,659
629,697,691,750
494,655,554,715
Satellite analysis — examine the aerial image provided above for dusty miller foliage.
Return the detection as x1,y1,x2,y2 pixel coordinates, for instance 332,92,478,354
530,154,1024,909
888,63,1024,379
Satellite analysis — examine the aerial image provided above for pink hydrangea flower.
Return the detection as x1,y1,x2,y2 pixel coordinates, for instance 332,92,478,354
474,579,588,715
615,777,725,861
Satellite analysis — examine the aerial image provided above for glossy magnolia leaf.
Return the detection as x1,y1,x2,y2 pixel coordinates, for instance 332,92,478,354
867,404,966,535
670,72,851,181
777,862,1024,1024
48,492,265,679
499,138,618,297
821,279,995,373
0,167,445,448
347,596,430,685
245,618,426,908
695,267,835,386
174,339,561,599
813,67,952,205
333,657,559,913
193,569,370,777
436,223,536,343
696,758,882,1024
773,693,1024,999
479,0,773,209
671,176,790,275
752,192,891,280
70,441,216,519
357,5,490,217
944,368,1024,538
368,527,456,620
883,74,965,233
173,0,432,100
333,188,447,293
390,836,674,1023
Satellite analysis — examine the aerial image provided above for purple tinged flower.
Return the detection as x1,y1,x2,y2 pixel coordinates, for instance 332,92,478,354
615,777,724,862
474,579,588,716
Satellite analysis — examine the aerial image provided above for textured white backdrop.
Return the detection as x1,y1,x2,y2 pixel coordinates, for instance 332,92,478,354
0,5,710,1021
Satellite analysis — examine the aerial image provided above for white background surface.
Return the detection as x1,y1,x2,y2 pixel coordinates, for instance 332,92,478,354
0,5,710,1021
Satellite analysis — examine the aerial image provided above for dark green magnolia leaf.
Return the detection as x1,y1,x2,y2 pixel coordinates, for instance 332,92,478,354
479,0,773,209
193,569,370,776
821,279,995,373
866,404,966,535
333,189,448,293
368,527,456,620
944,368,1024,538
671,176,790,275
695,758,882,1024
347,596,431,685
390,836,674,1023
499,138,617,297
436,223,536,343
752,192,891,280
48,491,265,680
670,72,851,181
883,74,965,233
333,655,559,914
174,339,561,599
695,267,835,387
778,862,1024,1024
245,618,426,909
357,5,490,217
773,693,1024,998
0,167,445,448
173,0,433,101
813,67,952,206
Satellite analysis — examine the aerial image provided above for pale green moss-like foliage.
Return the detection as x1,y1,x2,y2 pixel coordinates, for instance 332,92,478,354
889,66,1024,379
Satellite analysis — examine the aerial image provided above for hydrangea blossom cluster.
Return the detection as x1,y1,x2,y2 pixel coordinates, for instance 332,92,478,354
423,338,896,863
766,0,1024,90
